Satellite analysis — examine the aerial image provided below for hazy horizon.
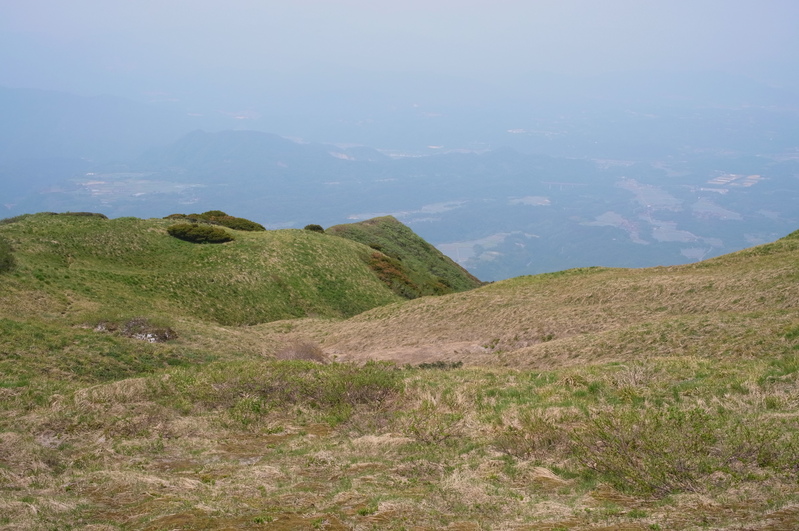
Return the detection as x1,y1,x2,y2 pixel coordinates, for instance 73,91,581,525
2,1,799,281
3,0,799,146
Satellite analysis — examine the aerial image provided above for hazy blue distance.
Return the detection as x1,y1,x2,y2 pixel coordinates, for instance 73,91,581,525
2,1,799,281
3,0,799,147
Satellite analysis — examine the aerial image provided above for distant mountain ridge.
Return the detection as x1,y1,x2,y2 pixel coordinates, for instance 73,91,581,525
3,84,798,282
0,86,199,162
137,130,342,173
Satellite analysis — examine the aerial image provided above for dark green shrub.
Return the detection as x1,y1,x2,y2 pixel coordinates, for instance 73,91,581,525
60,212,109,219
304,224,325,233
417,361,463,370
167,223,234,244
220,217,265,231
165,211,265,231
0,236,15,272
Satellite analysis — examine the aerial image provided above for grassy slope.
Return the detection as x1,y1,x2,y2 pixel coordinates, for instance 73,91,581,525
0,212,407,399
318,231,799,368
1,218,798,530
0,213,402,327
327,215,483,298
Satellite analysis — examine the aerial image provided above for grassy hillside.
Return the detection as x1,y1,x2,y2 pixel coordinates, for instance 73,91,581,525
327,215,483,298
318,229,799,368
1,218,798,530
0,212,404,327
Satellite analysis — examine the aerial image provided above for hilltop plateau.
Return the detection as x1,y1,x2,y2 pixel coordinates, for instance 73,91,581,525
1,212,798,530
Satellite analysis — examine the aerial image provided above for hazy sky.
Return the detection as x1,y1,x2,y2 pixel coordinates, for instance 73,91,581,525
3,0,799,99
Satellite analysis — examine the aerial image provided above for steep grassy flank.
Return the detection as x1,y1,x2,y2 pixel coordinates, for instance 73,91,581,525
319,230,799,368
0,213,401,326
327,215,482,298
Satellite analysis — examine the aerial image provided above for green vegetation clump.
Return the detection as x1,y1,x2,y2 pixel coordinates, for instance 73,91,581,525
0,235,14,272
166,210,265,231
167,223,234,243
304,224,325,233
417,360,463,370
57,211,109,219
162,359,402,425
572,405,799,496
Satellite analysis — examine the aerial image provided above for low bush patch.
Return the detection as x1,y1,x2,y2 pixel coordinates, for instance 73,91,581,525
162,360,402,425
166,210,265,231
572,405,798,496
275,341,328,363
367,252,419,299
0,235,14,272
167,223,234,243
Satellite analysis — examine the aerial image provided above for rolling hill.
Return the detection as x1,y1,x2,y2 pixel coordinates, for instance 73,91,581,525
316,229,799,368
0,212,405,326
1,212,798,530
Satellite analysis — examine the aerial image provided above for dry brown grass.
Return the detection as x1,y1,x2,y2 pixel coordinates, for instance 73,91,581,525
314,245,798,367
3,353,799,530
274,340,329,363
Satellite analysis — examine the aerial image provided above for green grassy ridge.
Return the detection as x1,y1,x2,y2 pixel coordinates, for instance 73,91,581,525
0,213,406,327
327,215,483,298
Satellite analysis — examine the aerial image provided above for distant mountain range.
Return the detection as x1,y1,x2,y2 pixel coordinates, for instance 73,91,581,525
2,81,798,280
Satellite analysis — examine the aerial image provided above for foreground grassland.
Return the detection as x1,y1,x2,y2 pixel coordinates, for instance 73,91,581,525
3,356,799,530
1,216,798,529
